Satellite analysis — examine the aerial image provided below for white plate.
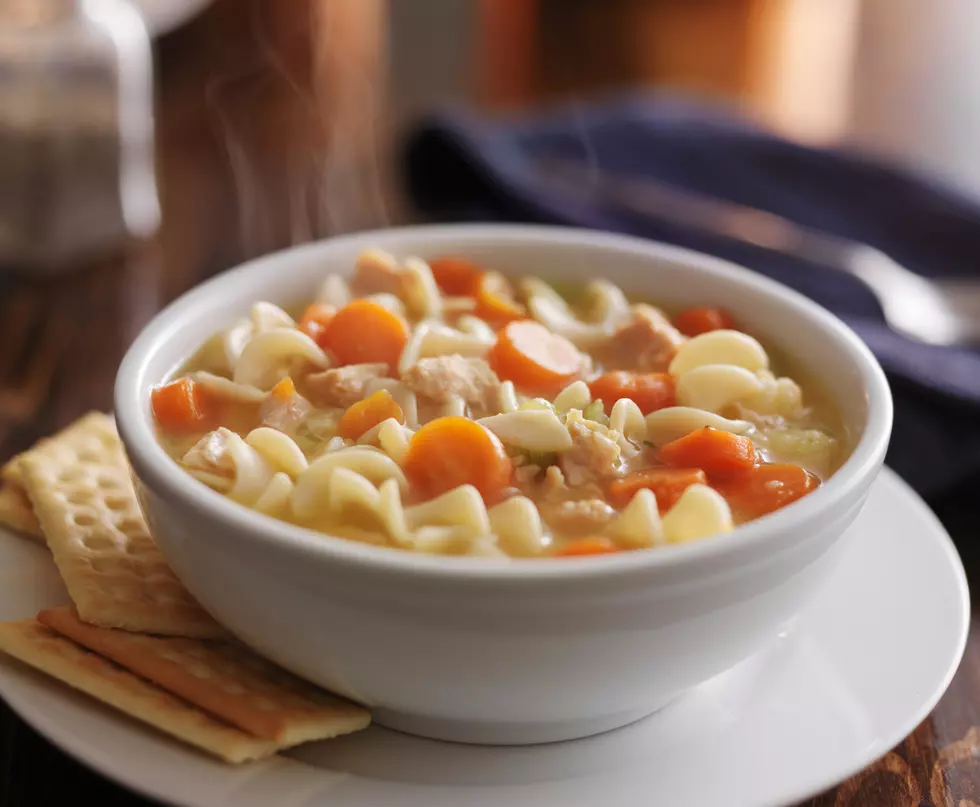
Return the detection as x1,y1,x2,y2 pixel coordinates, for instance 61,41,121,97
132,0,212,36
0,467,968,807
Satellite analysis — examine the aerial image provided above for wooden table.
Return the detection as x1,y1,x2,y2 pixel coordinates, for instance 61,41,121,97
0,3,976,806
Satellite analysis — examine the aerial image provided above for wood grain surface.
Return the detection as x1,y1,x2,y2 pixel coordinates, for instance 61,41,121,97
0,3,976,806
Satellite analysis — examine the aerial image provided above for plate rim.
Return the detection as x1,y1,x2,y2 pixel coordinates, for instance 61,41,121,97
758,467,970,807
0,466,970,807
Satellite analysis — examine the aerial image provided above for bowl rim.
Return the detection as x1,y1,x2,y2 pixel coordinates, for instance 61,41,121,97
115,223,893,582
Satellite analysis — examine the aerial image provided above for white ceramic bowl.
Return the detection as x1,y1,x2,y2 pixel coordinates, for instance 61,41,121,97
115,225,892,745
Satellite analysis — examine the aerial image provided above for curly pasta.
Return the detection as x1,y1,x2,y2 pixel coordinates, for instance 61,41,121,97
553,380,592,413
397,320,494,376
675,364,765,414
189,372,265,404
605,489,663,548
244,427,309,478
233,329,330,390
292,446,408,521
316,273,351,308
669,330,769,376
180,428,280,508
488,496,546,556
522,278,630,350
608,398,647,442
662,485,734,544
645,407,754,446
478,409,572,452
155,246,844,559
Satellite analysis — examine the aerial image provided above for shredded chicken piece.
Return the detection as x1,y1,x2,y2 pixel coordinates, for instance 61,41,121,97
306,363,389,408
180,430,235,491
402,355,501,412
559,410,637,487
514,464,543,485
600,304,685,372
350,249,404,297
259,390,313,434
541,465,567,496
541,498,616,536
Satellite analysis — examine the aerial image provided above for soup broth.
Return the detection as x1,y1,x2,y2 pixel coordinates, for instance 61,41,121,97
152,249,845,558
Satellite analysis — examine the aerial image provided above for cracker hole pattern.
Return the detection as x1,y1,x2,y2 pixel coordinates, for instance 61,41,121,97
67,489,95,505
72,512,98,528
81,535,116,551
88,558,120,574
57,468,87,485
96,475,120,491
104,495,130,512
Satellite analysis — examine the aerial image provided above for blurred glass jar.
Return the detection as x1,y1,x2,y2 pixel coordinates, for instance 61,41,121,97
0,0,159,274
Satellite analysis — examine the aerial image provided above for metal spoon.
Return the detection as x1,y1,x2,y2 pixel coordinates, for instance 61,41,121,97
535,157,980,347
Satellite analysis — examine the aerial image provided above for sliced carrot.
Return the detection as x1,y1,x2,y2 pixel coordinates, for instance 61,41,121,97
488,321,582,395
151,378,218,434
673,306,736,337
402,416,512,501
554,537,620,557
714,462,819,521
659,428,756,479
297,303,335,347
474,276,526,325
269,376,297,402
606,467,707,511
319,300,409,371
428,256,484,296
588,371,675,415
337,390,405,440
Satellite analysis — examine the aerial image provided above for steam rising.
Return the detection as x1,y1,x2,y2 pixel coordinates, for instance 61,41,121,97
207,0,389,259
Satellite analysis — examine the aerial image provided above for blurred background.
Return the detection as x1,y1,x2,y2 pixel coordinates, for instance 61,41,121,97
16,0,980,269
177,0,980,247
3,0,979,273
5,3,980,804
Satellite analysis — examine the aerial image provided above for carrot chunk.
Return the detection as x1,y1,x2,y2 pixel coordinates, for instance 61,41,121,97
659,428,756,479
297,303,335,347
402,416,512,501
588,371,675,415
337,390,405,440
554,537,620,557
269,377,297,402
673,307,736,337
428,256,484,296
715,462,819,521
151,379,217,434
488,321,582,395
606,467,707,511
474,277,526,325
319,300,409,371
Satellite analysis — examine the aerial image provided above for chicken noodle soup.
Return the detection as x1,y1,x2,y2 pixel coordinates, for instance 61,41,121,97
151,249,845,558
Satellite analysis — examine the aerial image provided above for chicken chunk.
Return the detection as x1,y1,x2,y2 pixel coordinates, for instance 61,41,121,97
180,429,236,492
350,249,404,297
402,355,501,412
558,410,636,487
600,304,685,372
259,388,312,434
306,363,389,408
541,498,616,536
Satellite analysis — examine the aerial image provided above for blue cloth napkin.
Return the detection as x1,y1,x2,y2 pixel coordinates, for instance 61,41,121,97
401,95,980,498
